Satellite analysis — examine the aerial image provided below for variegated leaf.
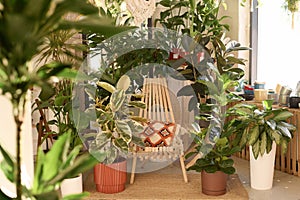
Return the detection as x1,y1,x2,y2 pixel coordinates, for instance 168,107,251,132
248,125,259,146
96,81,116,93
252,140,260,159
116,75,131,91
260,132,267,156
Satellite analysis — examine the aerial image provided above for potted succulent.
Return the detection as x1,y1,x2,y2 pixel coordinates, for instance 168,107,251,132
83,75,145,194
228,99,296,190
185,66,242,196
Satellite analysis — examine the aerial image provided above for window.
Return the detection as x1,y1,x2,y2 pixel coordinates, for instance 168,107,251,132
254,0,300,93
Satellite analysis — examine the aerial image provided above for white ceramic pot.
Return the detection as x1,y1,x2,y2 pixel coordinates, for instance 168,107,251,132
60,173,83,197
249,142,276,190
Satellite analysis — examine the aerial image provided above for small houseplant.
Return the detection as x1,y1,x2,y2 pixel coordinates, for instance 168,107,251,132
83,75,145,193
185,66,242,196
228,99,296,190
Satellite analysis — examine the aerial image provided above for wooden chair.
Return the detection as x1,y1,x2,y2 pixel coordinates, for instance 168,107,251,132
130,77,188,184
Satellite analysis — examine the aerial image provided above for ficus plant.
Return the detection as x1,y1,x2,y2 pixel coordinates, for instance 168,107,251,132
83,75,146,164
0,0,132,199
227,100,296,159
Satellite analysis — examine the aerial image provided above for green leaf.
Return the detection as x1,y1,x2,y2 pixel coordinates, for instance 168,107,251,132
62,192,90,200
266,137,273,154
96,81,116,93
32,148,46,193
34,190,60,200
270,129,282,145
277,125,292,139
0,145,15,182
60,144,82,171
226,56,245,65
47,153,98,185
113,138,129,153
281,138,288,155
262,100,273,111
260,132,267,156
248,125,259,146
266,120,276,130
239,127,249,148
204,165,218,173
0,189,12,200
273,111,293,121
221,167,235,175
227,146,241,155
219,159,234,168
131,135,145,147
278,121,296,132
42,134,70,182
128,101,146,109
252,140,260,159
110,89,126,112
115,120,132,143
116,75,130,91
177,85,196,97
188,96,198,112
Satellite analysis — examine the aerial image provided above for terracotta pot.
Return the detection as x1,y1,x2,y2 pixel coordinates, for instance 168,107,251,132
94,158,127,194
201,170,228,196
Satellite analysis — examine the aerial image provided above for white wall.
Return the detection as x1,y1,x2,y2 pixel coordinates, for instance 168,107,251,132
0,92,34,197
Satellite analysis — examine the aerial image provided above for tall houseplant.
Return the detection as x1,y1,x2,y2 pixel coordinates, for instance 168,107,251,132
0,0,132,199
155,0,248,111
83,75,146,193
228,100,296,190
186,66,242,195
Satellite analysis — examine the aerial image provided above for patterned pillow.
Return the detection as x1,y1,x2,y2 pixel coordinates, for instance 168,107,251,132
139,121,176,147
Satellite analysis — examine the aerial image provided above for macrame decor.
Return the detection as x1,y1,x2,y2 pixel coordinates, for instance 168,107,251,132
125,0,156,25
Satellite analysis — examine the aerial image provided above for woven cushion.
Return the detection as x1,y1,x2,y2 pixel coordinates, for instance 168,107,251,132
140,121,176,147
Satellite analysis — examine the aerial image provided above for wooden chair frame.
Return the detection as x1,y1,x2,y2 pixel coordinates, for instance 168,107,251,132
130,77,188,184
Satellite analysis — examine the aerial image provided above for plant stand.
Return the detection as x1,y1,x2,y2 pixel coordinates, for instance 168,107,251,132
250,142,276,190
60,173,83,197
94,159,127,194
201,170,228,196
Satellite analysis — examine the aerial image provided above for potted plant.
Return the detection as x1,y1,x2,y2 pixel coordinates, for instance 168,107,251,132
83,75,145,194
0,0,133,199
228,99,296,190
185,66,242,196
155,0,248,112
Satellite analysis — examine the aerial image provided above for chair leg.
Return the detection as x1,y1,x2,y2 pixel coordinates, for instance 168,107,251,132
179,155,188,183
130,155,137,184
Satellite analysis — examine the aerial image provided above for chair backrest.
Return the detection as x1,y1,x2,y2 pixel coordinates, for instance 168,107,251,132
139,77,175,123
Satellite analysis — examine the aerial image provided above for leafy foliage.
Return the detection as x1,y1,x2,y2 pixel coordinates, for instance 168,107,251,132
186,66,242,174
0,133,98,200
85,75,146,164
228,100,296,159
0,0,133,199
156,0,249,110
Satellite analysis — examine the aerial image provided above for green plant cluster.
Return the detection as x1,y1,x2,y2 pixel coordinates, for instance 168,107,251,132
156,0,249,110
228,100,296,159
185,66,242,175
85,75,146,164
0,0,132,199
